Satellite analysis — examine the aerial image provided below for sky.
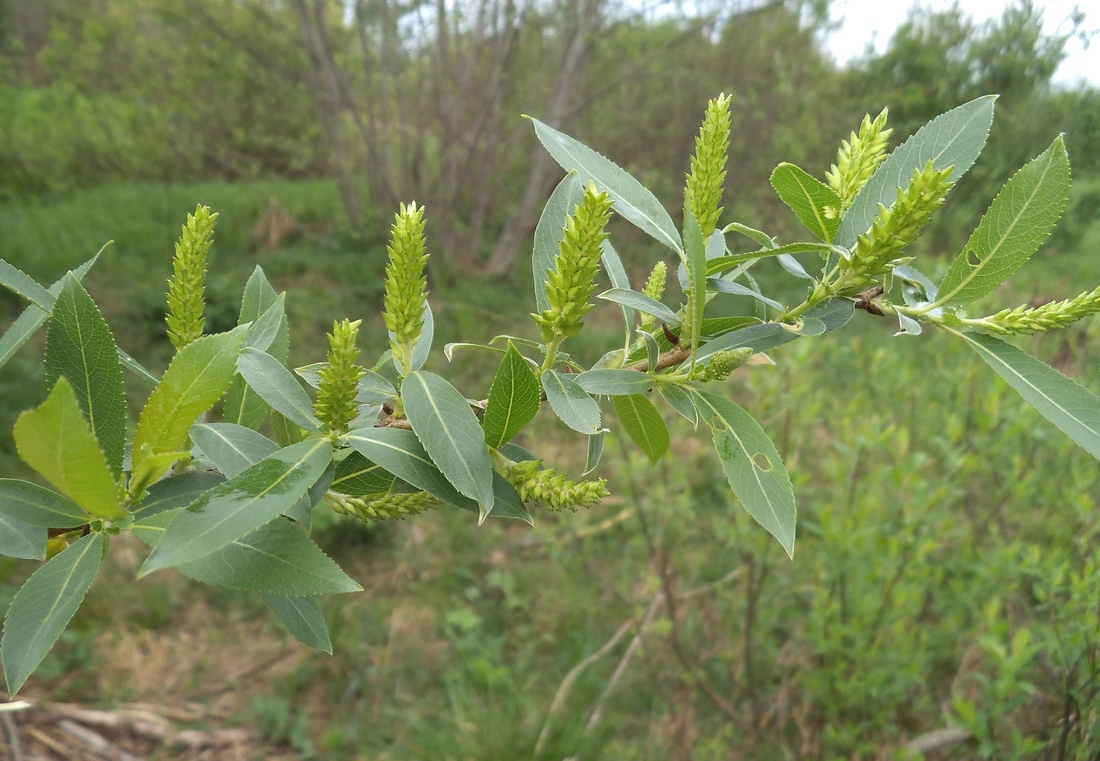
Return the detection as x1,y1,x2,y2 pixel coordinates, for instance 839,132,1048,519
824,0,1100,87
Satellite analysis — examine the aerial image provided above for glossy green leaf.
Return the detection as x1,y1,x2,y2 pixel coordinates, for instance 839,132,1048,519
191,423,279,478
44,275,127,477
0,480,88,527
659,384,698,428
344,428,479,511
600,240,635,330
263,594,332,653
542,370,601,434
390,302,434,375
534,173,585,314
331,450,400,496
177,518,360,596
613,394,669,464
285,462,333,530
598,289,681,326
0,259,54,311
139,439,333,574
770,163,841,242
692,389,796,558
224,267,289,430
584,431,604,476
237,347,321,432
244,295,286,353
725,222,774,249
532,118,683,254
482,343,541,448
131,470,225,519
132,326,248,491
685,210,707,349
2,532,104,694
574,369,654,396
13,377,124,520
271,410,306,447
357,371,397,405
0,253,99,374
836,95,996,248
948,328,1100,460
117,348,158,385
707,278,785,311
705,242,837,277
402,371,495,517
0,514,45,560
641,331,660,372
936,137,1071,307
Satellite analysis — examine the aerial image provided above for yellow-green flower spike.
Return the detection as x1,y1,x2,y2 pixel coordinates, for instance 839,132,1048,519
165,205,217,350
503,460,609,512
849,160,954,276
315,319,367,435
700,347,753,381
329,490,440,522
383,202,429,376
639,261,668,330
684,94,732,237
826,108,892,213
977,287,1100,335
531,183,614,344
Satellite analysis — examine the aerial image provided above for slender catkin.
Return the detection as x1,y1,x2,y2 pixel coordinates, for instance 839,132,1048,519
503,460,609,512
329,490,440,522
315,319,366,435
383,202,429,376
826,108,892,212
165,205,217,350
684,94,732,237
978,287,1100,335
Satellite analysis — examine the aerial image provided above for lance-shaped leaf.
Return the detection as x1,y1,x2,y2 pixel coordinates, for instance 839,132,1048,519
402,371,495,517
770,163,842,242
224,267,289,429
0,259,55,311
136,512,360,596
600,240,634,330
243,295,286,353
694,324,794,364
685,211,707,348
191,423,279,479
691,389,796,558
613,394,669,464
490,474,535,524
271,410,306,447
131,326,248,491
705,242,838,277
2,532,105,694
263,594,332,653
389,303,435,375
13,377,124,520
131,471,225,519
598,289,681,326
659,384,698,428
237,347,321,431
584,431,604,476
44,275,127,477
707,279,784,311
542,370,601,434
0,253,99,374
936,137,1071,307
574,369,655,396
331,450,400,496
0,480,88,527
0,514,45,560
532,118,683,254
139,439,333,574
344,428,479,511
836,95,997,248
947,328,1100,460
483,343,541,448
534,173,585,313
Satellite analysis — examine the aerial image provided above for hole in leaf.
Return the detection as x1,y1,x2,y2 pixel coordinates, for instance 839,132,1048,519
966,249,981,267
752,453,772,471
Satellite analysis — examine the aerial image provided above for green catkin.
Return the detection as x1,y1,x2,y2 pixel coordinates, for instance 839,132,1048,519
503,460,609,512
700,347,754,381
383,202,429,376
639,261,668,330
978,287,1100,335
329,490,441,523
684,94,732,237
849,160,954,276
826,108,892,213
315,319,367,435
531,184,615,343
165,205,217,350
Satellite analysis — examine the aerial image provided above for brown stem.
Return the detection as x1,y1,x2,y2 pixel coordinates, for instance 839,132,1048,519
624,344,690,373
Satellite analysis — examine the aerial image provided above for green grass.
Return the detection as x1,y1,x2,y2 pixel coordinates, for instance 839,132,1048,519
0,179,1099,758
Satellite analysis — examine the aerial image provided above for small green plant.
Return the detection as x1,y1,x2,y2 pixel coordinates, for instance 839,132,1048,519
0,94,1095,698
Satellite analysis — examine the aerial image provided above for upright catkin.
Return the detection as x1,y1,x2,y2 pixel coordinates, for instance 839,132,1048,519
165,205,217,350
383,202,429,376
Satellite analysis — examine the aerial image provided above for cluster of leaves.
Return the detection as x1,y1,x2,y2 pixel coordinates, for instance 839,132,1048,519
0,93,1097,697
